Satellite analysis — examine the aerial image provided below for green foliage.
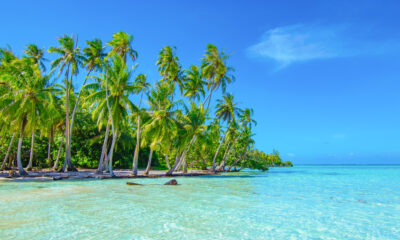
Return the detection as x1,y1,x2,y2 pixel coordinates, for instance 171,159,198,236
0,32,292,174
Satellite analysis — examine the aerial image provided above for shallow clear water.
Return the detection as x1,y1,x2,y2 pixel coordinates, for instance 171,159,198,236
1,165,399,240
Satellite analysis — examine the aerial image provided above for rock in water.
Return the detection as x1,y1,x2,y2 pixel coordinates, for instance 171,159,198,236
164,179,178,185
126,182,142,186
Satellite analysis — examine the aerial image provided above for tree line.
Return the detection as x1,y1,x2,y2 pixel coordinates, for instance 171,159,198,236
0,32,292,176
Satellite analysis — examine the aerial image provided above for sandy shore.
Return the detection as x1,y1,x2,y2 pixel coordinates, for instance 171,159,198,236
0,168,216,181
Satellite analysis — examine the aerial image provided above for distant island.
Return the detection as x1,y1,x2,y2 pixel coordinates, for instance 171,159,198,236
0,32,292,179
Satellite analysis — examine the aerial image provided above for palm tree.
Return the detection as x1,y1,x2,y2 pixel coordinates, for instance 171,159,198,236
201,44,234,111
69,39,106,148
141,82,179,175
45,86,64,168
0,57,51,175
240,108,257,130
49,34,84,172
217,108,256,171
0,133,15,170
107,32,137,63
85,55,137,176
132,74,150,176
168,102,207,174
24,44,47,71
183,65,206,101
156,46,184,93
211,93,240,172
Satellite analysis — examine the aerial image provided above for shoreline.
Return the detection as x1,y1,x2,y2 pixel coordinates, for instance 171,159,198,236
0,168,218,182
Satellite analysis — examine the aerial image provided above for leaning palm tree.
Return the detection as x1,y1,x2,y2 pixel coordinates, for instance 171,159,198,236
85,55,137,176
168,102,207,174
201,44,234,110
211,93,241,172
132,74,150,176
24,44,47,71
142,82,179,175
69,39,106,146
49,34,84,172
107,31,137,63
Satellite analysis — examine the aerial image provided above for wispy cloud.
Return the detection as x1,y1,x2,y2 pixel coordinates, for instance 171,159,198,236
247,24,396,68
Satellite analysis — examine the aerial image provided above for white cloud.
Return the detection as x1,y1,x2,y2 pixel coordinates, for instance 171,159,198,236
287,153,295,157
247,24,394,67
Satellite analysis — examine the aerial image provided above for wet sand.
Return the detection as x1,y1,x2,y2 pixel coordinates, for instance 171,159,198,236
0,168,216,181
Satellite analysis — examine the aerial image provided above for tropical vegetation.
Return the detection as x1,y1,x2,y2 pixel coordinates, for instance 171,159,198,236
0,32,291,176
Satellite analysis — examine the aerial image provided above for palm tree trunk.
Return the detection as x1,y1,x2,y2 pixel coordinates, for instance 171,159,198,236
1,133,15,170
47,128,53,168
165,154,171,170
203,90,213,113
66,66,77,172
69,70,92,161
17,119,28,176
167,136,196,175
175,153,185,171
212,129,229,172
53,131,65,170
132,116,141,176
63,65,70,172
144,148,153,175
132,91,144,176
183,158,188,173
63,64,76,172
166,152,183,176
104,66,115,177
69,70,91,135
217,141,231,171
96,119,111,174
26,130,35,170
107,129,118,177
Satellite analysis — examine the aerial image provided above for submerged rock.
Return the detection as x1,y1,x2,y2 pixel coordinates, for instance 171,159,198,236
164,179,178,185
126,182,142,186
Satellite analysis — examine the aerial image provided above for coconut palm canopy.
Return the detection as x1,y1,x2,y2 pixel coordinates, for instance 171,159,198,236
0,32,286,176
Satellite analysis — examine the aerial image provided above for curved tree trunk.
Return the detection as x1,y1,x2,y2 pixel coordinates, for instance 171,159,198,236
165,154,171,170
144,148,153,175
26,130,35,170
17,120,28,176
217,141,231,171
175,154,185,172
166,153,182,176
63,65,77,172
212,130,229,172
203,90,213,113
132,116,141,176
68,70,91,169
107,129,118,177
96,119,110,174
132,91,144,176
53,131,65,170
1,133,15,170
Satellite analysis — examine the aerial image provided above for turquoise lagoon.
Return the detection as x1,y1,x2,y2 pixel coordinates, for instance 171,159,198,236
1,165,399,239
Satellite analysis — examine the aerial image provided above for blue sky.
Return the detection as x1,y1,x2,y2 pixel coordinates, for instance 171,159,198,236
1,0,400,164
